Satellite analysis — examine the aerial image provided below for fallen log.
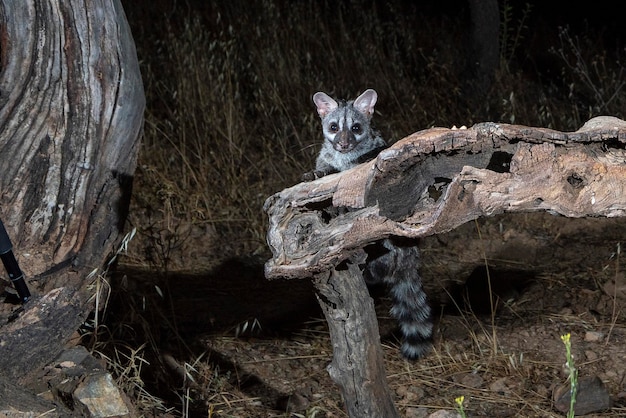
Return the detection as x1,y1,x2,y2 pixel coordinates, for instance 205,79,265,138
264,116,626,417
265,116,626,280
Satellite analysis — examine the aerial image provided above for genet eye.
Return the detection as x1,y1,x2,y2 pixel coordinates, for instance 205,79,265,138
329,123,339,133
351,124,362,134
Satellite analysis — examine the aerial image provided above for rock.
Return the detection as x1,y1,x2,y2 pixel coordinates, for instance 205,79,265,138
405,406,430,418
489,377,510,394
73,373,131,418
427,410,462,418
459,373,483,389
584,350,598,361
40,346,134,417
553,375,611,415
396,385,426,402
584,331,604,342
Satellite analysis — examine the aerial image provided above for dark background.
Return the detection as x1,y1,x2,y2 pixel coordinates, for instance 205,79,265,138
111,1,626,415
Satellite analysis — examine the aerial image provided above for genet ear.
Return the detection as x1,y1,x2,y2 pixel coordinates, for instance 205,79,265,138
353,89,378,118
313,92,338,118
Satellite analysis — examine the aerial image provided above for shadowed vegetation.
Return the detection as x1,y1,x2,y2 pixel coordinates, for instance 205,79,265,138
100,0,626,416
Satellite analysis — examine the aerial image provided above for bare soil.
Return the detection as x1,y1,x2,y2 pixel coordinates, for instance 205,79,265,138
111,214,626,417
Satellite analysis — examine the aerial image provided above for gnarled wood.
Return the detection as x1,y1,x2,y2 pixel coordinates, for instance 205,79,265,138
265,116,626,280
0,0,143,380
316,261,400,418
265,116,626,417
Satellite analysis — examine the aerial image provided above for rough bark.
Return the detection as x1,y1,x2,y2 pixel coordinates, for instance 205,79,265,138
0,0,143,380
265,116,626,280
315,261,400,418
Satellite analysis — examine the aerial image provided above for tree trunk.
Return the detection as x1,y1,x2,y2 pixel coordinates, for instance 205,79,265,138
0,0,144,380
315,262,400,418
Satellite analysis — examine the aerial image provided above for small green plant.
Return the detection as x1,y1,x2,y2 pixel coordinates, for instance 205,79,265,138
455,395,467,418
560,333,578,418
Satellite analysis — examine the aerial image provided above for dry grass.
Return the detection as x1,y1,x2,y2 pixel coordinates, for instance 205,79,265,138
123,0,626,273
91,0,626,416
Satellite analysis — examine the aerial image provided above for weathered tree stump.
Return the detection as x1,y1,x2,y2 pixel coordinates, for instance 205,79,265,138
264,116,626,416
0,0,143,383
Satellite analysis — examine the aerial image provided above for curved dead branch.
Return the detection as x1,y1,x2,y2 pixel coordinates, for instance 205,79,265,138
265,116,626,279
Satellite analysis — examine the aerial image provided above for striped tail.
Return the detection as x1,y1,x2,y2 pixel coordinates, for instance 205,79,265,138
389,262,433,359
364,238,433,360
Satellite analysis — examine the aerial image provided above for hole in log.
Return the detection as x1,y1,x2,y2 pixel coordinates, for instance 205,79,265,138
485,151,513,173
567,172,585,188
427,177,452,201
602,138,626,150
304,199,346,225
304,199,333,212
